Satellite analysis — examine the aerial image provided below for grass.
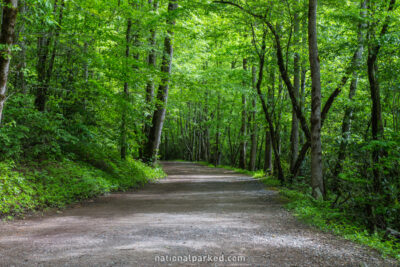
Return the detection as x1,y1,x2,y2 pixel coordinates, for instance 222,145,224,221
0,158,165,218
190,161,400,261
280,189,400,260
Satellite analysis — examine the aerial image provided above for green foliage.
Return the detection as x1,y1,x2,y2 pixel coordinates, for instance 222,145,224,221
200,162,400,260
0,0,399,261
0,158,165,217
0,95,77,161
196,161,265,177
0,161,37,214
281,188,400,260
258,176,281,187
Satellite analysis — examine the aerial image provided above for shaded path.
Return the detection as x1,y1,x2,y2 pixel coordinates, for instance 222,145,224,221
0,162,396,266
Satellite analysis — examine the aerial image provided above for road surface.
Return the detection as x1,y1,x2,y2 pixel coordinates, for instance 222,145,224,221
0,162,396,266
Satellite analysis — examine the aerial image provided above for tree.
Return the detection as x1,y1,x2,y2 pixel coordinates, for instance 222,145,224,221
0,0,19,124
332,0,367,194
365,0,396,230
308,0,324,199
290,0,301,174
120,18,132,160
248,65,257,171
144,0,159,140
239,58,247,169
35,0,64,112
143,0,178,164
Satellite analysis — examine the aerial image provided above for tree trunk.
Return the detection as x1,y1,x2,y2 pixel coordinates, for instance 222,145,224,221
142,0,177,164
290,3,300,173
254,30,284,182
257,131,264,170
264,65,275,173
15,0,26,94
120,18,132,160
264,130,273,173
308,0,324,199
332,0,367,192
365,0,396,230
214,93,221,166
0,0,18,124
249,66,258,171
299,17,308,153
144,0,159,138
35,0,64,112
291,0,374,179
239,58,247,169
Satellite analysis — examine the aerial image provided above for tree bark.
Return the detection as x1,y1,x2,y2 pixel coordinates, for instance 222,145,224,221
144,0,159,138
254,30,284,182
249,65,258,171
15,0,26,94
214,93,221,166
308,0,324,199
332,0,367,192
0,0,18,124
120,18,132,160
290,2,300,173
35,0,64,112
142,0,177,164
264,65,274,173
365,0,396,230
239,58,247,169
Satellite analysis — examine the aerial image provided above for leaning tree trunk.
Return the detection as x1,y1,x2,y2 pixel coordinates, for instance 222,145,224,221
254,30,285,182
0,0,19,124
290,2,300,174
308,0,324,199
142,0,177,164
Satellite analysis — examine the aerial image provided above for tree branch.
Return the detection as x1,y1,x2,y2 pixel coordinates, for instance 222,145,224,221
213,1,266,20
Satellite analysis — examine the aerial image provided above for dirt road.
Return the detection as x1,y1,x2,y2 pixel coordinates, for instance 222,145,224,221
0,162,396,266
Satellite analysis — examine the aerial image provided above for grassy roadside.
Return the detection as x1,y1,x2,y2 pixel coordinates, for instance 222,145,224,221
0,159,165,220
193,161,400,260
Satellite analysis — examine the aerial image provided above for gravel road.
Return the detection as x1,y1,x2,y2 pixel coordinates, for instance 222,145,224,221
0,162,397,266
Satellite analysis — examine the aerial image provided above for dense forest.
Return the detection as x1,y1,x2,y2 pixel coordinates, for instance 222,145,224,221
0,0,400,258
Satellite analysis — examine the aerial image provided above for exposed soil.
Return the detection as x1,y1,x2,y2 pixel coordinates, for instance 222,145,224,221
0,162,397,266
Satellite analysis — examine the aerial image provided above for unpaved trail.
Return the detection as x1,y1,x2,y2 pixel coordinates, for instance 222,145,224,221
0,162,397,266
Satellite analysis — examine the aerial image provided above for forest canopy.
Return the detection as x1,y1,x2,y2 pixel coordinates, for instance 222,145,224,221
0,0,399,252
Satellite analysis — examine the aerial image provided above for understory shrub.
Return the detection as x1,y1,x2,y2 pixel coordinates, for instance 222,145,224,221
0,159,165,217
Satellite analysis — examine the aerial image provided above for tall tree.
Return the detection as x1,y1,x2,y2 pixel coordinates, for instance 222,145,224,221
144,0,159,139
365,0,396,230
0,0,19,124
143,0,177,164
308,0,324,199
254,29,284,182
264,64,274,173
35,0,64,112
239,58,247,169
120,18,132,160
248,65,258,171
332,0,367,193
290,0,300,173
